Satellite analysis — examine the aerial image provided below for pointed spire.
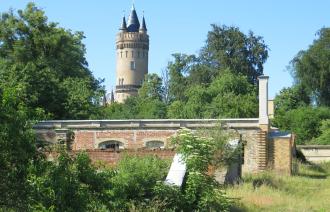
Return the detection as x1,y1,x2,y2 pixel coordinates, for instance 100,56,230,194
110,90,115,104
120,14,127,31
140,14,147,32
102,93,107,106
127,4,140,32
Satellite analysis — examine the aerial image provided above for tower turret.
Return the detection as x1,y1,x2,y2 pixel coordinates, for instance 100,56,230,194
119,15,127,31
139,15,147,33
115,5,149,103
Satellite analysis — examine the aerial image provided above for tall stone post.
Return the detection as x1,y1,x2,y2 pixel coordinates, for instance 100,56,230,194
257,75,269,171
258,75,269,131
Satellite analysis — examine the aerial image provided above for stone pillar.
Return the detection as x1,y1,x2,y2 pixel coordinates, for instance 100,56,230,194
258,76,269,131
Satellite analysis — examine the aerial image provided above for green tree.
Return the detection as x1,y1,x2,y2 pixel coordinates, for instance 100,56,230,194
139,73,163,100
110,155,169,210
167,54,196,101
0,86,37,210
167,100,186,118
291,28,330,106
206,70,257,118
201,24,268,84
28,151,114,211
97,74,167,119
170,128,230,211
312,119,330,145
0,3,103,119
274,85,310,114
184,85,210,118
274,107,330,144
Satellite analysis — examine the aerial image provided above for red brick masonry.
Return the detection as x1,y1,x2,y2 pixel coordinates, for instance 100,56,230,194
47,149,176,166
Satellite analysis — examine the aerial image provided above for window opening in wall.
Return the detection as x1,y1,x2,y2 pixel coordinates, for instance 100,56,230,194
118,78,124,85
120,52,123,58
131,51,134,58
125,51,128,58
145,140,164,149
99,140,124,151
130,61,136,70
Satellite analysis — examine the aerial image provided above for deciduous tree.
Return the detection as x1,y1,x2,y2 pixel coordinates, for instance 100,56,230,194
291,28,330,106
201,24,268,84
0,3,103,119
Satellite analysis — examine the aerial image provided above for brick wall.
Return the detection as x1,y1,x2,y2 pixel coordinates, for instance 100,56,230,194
241,129,260,174
72,129,177,150
47,149,176,166
268,136,292,175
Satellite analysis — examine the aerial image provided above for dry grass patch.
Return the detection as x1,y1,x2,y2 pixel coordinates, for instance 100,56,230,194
227,161,330,212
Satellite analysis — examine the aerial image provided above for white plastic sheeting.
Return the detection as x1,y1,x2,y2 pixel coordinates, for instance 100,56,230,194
165,154,187,187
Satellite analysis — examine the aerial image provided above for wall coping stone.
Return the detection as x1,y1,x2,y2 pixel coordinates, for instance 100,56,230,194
34,118,260,130
269,131,292,138
297,145,330,149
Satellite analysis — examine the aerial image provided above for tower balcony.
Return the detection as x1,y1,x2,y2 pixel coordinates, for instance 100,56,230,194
116,84,141,93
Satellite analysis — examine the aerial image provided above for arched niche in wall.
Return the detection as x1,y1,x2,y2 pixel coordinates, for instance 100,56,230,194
98,140,124,151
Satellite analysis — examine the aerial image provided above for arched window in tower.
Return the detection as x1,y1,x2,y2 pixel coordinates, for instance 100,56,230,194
120,52,123,58
131,51,134,58
125,51,128,58
130,61,136,70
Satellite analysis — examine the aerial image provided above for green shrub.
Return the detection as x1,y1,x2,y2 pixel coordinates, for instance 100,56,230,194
311,119,330,145
169,128,231,211
28,150,114,211
110,155,170,210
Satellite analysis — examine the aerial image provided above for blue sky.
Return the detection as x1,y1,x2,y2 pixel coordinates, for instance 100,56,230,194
1,1,329,98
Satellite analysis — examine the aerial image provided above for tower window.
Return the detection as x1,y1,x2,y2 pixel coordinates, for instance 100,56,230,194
131,51,134,58
125,51,128,58
130,61,136,70
120,52,123,58
118,78,124,85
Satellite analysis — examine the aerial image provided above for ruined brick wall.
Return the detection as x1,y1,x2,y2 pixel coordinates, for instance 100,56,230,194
35,119,292,174
47,149,175,166
72,129,177,150
268,136,292,175
240,129,261,174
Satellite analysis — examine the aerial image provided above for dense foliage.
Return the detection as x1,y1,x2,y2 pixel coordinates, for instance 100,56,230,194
273,106,330,144
169,128,230,211
202,24,268,84
290,28,330,106
0,87,37,210
273,28,330,145
0,3,104,119
96,22,268,120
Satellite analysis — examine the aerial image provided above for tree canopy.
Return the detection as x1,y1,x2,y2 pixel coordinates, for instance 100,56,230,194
201,24,268,84
0,3,103,119
291,27,330,106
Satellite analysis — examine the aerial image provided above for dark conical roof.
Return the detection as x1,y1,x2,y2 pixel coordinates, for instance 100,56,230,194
127,4,140,32
120,16,127,30
140,16,147,31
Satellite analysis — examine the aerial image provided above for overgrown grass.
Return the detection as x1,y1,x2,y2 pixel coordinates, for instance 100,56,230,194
227,161,330,212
